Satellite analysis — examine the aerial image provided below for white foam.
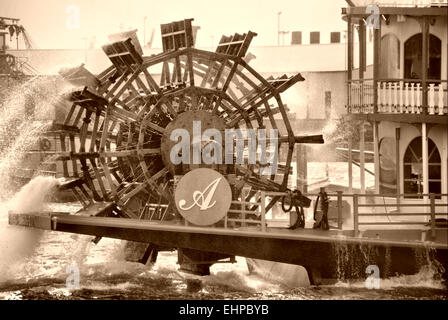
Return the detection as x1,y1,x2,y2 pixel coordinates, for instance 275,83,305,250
0,76,74,283
333,264,445,290
0,176,60,283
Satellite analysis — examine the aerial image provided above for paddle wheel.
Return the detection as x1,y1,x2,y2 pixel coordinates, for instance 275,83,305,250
53,19,323,273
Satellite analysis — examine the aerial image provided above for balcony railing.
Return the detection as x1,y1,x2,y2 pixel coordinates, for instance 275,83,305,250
348,79,448,115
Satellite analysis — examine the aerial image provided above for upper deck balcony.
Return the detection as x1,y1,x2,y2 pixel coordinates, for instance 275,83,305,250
348,78,447,122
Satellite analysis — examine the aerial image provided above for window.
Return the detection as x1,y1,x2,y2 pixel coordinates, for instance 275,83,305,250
330,32,340,43
310,32,320,44
403,137,441,198
291,31,302,45
404,34,441,81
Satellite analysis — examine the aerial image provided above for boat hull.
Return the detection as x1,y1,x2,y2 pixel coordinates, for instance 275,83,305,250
8,212,448,284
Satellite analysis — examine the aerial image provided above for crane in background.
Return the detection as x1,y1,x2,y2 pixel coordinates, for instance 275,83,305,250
0,16,38,78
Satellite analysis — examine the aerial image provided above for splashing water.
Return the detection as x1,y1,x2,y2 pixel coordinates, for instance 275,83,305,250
0,176,60,283
0,77,72,199
0,76,72,283
0,121,51,198
333,265,446,291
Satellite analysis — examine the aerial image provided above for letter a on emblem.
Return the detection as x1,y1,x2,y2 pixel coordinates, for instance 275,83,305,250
179,177,221,211
174,168,232,226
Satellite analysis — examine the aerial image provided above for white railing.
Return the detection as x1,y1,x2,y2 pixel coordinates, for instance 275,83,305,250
348,80,447,115
353,193,448,239
348,80,374,113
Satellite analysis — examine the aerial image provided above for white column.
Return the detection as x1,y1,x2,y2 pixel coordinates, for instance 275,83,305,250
399,82,404,113
416,83,421,114
377,82,382,112
388,82,392,113
428,84,435,114
438,84,444,115
404,82,409,113
360,122,366,195
422,122,429,216
374,122,380,194
395,128,401,211
393,82,398,112
348,135,353,193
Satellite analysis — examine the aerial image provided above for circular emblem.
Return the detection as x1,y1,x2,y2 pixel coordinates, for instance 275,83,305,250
174,168,232,226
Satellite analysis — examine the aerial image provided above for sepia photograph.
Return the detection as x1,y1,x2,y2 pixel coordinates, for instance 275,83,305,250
0,0,447,307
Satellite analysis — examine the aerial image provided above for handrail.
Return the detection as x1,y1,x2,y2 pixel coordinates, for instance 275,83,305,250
173,187,448,237
348,78,448,83
223,190,447,236
352,193,447,239
327,193,448,197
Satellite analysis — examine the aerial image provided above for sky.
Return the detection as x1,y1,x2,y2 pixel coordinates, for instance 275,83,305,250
1,0,348,49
